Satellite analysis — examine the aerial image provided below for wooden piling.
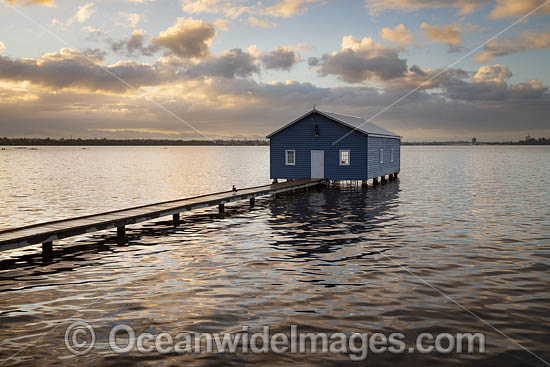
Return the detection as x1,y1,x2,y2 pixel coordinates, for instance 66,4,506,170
219,203,225,214
381,175,386,183
250,197,255,207
373,177,379,185
42,241,53,262
173,213,180,226
117,225,126,238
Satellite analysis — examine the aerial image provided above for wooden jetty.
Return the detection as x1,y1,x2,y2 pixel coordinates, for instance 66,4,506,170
0,178,325,256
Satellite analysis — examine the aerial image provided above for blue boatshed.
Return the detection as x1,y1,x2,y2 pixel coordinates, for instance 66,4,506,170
267,109,401,181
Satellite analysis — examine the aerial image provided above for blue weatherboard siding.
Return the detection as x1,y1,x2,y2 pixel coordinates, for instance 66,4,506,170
367,136,400,179
269,111,400,180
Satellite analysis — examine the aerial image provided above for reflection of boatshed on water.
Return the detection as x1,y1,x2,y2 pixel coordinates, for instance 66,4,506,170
267,109,401,183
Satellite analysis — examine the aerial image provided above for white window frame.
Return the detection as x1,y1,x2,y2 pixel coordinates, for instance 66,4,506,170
285,149,295,165
379,148,383,164
339,149,350,166
391,148,394,163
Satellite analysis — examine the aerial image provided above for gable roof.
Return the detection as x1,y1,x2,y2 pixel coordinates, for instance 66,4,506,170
266,109,401,139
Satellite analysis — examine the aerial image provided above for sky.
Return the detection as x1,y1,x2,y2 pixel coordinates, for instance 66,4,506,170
0,0,549,141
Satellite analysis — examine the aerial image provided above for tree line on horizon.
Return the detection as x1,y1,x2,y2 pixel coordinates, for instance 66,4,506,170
1,137,549,146
0,137,269,146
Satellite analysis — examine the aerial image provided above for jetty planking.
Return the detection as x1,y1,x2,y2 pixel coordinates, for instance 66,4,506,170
0,178,325,255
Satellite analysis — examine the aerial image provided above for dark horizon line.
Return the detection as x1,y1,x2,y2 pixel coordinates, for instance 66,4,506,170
0,137,269,146
0,137,549,146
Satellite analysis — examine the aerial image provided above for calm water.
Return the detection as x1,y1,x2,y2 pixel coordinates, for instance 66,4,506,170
0,146,549,366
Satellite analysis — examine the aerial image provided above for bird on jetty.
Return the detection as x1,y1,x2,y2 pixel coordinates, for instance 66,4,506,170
232,185,238,194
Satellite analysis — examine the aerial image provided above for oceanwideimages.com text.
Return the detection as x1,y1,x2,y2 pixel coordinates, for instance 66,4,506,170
65,321,485,361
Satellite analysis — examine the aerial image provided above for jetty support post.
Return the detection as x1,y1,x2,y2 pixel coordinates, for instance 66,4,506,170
42,241,53,262
219,203,225,214
373,177,379,186
117,225,126,238
173,213,181,227
381,175,387,184
250,197,255,207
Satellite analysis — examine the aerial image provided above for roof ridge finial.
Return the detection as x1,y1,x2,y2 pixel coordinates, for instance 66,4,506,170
313,103,316,112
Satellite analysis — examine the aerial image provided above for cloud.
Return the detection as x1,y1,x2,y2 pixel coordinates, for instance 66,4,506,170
181,0,252,19
380,24,414,47
474,31,550,62
181,0,221,14
471,64,512,83
83,26,105,40
3,0,54,6
214,18,231,31
489,0,550,18
111,29,156,56
381,63,543,102
151,17,215,58
60,3,95,29
248,16,276,28
381,65,468,90
184,48,260,78
261,0,320,17
0,57,548,140
0,42,5,54
445,78,547,101
364,0,490,15
246,44,261,58
2,72,547,140
109,17,221,59
364,0,550,19
118,12,144,28
181,0,321,19
420,23,461,52
310,36,408,83
0,48,168,92
389,64,546,102
260,47,300,70
307,56,319,67
76,3,95,22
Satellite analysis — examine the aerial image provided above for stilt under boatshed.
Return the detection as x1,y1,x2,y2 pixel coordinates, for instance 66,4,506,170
267,108,401,184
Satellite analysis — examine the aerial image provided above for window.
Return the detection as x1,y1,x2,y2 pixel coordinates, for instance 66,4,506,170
285,150,295,165
340,150,350,165
379,148,383,164
391,148,394,163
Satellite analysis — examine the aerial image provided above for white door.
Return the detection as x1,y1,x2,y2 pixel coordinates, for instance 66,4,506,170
310,150,324,178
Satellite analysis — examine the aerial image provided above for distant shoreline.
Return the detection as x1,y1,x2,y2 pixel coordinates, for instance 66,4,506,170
402,140,550,146
0,138,269,146
0,138,548,146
